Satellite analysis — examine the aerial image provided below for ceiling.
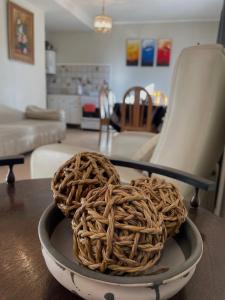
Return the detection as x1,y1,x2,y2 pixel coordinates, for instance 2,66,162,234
30,0,223,32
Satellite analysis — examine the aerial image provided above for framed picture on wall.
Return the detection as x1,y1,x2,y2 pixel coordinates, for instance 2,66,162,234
141,39,155,66
156,39,172,66
126,39,140,66
8,1,34,64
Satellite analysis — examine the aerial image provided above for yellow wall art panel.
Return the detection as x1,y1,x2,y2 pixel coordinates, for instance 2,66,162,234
126,39,140,66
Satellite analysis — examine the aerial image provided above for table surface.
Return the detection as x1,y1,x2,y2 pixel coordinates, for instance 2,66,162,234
1,179,225,300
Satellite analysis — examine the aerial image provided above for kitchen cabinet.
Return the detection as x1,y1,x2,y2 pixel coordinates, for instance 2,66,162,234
47,95,82,125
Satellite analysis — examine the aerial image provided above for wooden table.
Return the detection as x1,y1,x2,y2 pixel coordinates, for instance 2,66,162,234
0,179,225,300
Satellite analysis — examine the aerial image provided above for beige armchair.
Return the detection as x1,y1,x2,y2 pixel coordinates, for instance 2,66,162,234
31,44,225,202
150,44,225,197
110,44,225,194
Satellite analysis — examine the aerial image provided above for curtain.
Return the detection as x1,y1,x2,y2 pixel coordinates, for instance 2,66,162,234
217,0,225,45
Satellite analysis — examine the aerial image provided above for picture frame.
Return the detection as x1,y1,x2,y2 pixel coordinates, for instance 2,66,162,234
8,1,34,64
126,39,140,66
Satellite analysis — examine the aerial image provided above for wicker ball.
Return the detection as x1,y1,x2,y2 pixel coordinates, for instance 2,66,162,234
72,184,166,275
51,152,120,217
131,176,187,238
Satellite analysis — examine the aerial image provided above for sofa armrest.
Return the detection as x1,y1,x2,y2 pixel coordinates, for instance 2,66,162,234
25,105,65,122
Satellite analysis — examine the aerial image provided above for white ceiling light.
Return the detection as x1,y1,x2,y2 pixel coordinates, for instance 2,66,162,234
94,0,112,33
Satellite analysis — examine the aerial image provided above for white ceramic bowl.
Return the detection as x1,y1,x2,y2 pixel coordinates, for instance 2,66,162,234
38,204,203,300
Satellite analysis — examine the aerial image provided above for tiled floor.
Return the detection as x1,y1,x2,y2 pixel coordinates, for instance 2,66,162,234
0,128,114,183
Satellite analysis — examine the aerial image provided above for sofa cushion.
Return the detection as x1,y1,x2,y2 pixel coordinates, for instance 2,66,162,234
0,120,66,156
0,126,33,156
25,105,65,121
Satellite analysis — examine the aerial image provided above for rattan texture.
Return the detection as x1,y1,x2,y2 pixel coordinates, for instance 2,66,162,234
51,152,120,217
131,176,187,238
72,184,166,275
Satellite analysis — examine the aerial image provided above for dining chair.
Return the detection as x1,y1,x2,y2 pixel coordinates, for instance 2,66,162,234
120,86,153,132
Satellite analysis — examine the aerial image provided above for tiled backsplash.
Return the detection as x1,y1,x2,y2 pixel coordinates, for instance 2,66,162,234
47,64,111,96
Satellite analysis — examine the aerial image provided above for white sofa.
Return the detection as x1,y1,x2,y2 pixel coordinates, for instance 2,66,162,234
0,105,66,156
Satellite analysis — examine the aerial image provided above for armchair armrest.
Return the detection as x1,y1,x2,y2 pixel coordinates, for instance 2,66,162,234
25,105,65,122
0,155,24,184
110,158,216,207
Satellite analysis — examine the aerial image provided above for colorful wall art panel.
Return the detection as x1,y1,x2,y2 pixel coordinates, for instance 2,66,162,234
126,39,140,66
157,39,172,66
141,39,155,66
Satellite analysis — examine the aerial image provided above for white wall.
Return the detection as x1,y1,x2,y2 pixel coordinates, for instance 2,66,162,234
48,21,218,101
0,0,46,111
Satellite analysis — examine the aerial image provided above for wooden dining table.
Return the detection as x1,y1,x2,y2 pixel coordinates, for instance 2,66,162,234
1,178,225,300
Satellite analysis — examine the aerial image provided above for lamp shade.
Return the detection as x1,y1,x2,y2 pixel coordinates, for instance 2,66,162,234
94,15,112,33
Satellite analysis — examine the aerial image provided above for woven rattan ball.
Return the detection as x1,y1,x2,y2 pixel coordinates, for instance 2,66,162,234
131,176,187,238
51,152,120,217
72,184,166,275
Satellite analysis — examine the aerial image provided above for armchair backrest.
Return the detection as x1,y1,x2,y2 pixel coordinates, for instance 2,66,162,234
151,44,225,190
